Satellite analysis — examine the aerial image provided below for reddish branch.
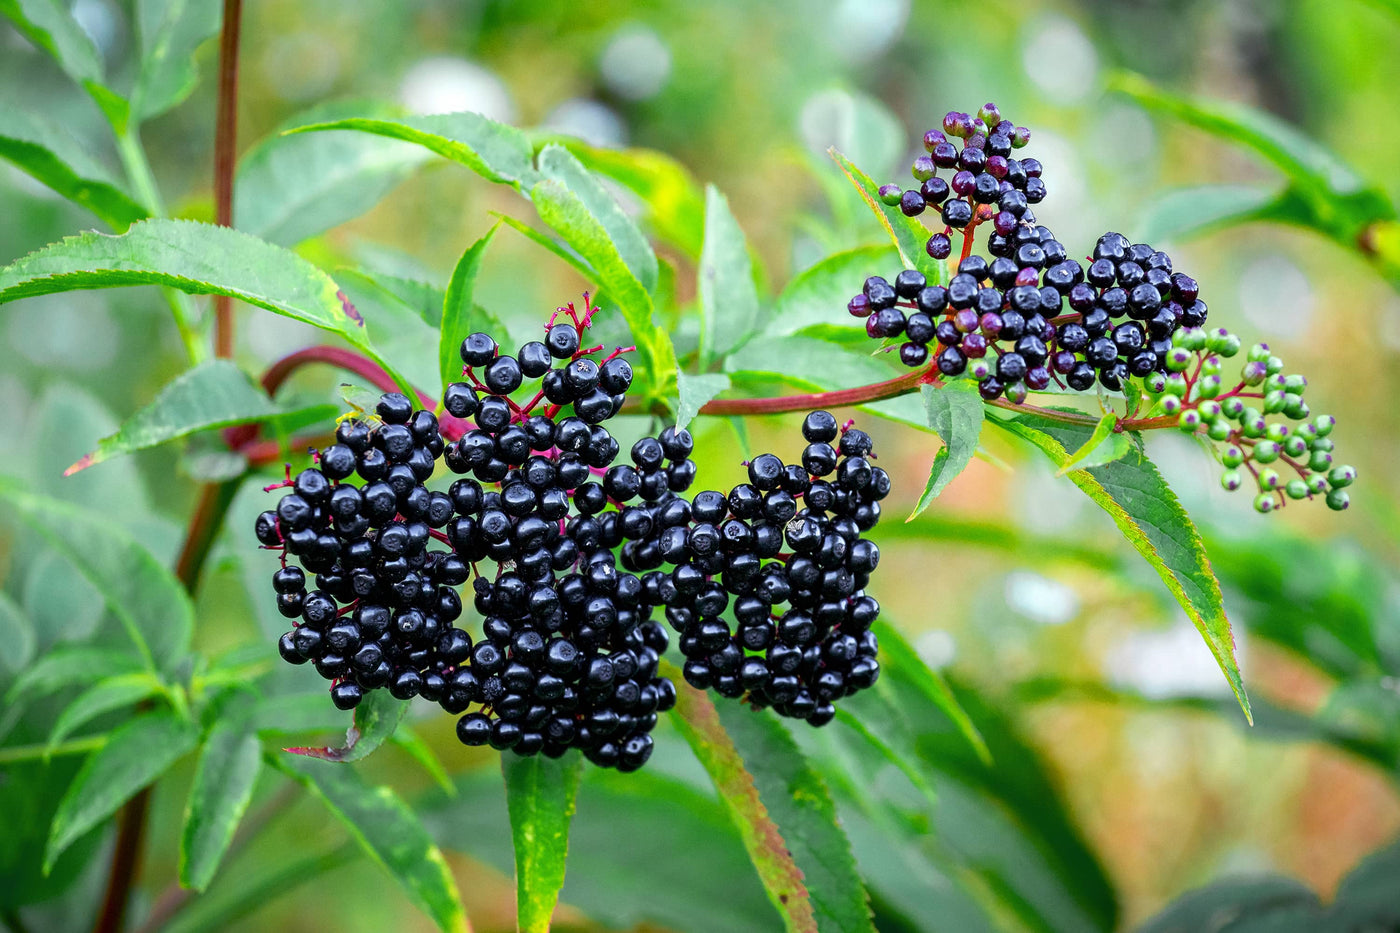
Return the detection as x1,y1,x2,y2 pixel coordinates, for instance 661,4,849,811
211,0,243,359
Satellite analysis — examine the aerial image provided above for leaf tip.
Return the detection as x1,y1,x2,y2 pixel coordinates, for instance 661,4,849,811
63,453,95,476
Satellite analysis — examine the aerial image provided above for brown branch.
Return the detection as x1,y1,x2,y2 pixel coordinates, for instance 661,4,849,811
212,0,243,359
91,775,152,933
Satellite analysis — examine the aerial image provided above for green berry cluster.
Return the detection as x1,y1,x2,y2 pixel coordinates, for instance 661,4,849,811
1141,328,1354,512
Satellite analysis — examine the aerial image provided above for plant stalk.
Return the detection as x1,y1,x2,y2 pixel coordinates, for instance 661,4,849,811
212,0,244,359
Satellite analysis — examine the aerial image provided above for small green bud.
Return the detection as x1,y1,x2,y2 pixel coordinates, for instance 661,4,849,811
1218,333,1242,357
1263,390,1286,414
1143,372,1167,395
1179,409,1202,432
1258,468,1282,490
1253,440,1280,463
1284,396,1309,421
1200,355,1223,377
1165,347,1193,372
1314,414,1336,436
1207,417,1232,441
1326,489,1350,511
1307,474,1329,495
1221,469,1244,491
1284,374,1307,394
1328,465,1356,489
1265,355,1285,376
1283,435,1308,458
1247,342,1271,363
1221,445,1245,468
1285,479,1309,500
1197,375,1222,399
1241,361,1268,386
1311,437,1334,453
1159,395,1183,415
1221,397,1246,419
1253,492,1277,513
1165,374,1189,397
1198,400,1222,419
1308,450,1334,473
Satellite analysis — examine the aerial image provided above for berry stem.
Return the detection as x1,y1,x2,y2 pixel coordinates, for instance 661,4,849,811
211,0,243,360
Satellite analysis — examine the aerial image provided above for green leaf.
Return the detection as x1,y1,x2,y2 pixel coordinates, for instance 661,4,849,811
1055,412,1133,475
45,672,166,754
910,381,984,520
492,213,598,282
390,726,455,796
537,144,658,294
45,710,199,872
0,219,372,351
502,752,584,933
284,690,408,763
287,112,541,190
237,102,434,246
349,270,443,330
0,103,148,229
829,149,943,285
65,360,276,474
440,224,502,392
698,185,762,365
1139,184,1282,245
675,372,730,432
765,245,898,338
0,592,36,678
5,646,144,705
530,178,677,394
667,670,819,933
337,270,442,398
542,137,707,259
1135,877,1319,933
180,710,262,891
275,755,470,933
714,705,875,933
991,412,1250,721
0,0,127,126
0,480,193,671
130,0,221,122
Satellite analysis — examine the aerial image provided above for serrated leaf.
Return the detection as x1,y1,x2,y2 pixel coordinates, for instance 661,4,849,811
537,144,658,294
910,381,984,520
991,412,1250,721
0,480,193,671
45,672,165,754
66,360,277,474
765,245,899,338
130,0,221,122
276,755,470,933
286,112,540,190
45,710,199,872
5,646,144,705
0,103,148,228
1055,412,1133,475
714,705,875,933
237,102,433,246
337,270,441,398
530,178,676,394
0,219,372,350
440,224,502,392
675,371,730,432
543,137,707,259
284,690,408,763
668,671,818,933
349,271,443,329
829,149,943,285
698,185,761,365
502,752,584,933
0,592,36,677
180,710,262,891
0,0,127,126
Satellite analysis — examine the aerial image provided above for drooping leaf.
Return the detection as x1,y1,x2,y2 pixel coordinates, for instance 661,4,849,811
348,270,443,329
492,213,598,283
287,112,541,190
0,480,193,671
0,103,148,229
1138,184,1283,245
910,381,984,520
284,690,408,763
1055,412,1134,475
5,646,144,705
675,372,730,432
698,185,762,365
0,0,127,126
990,411,1249,721
829,149,943,285
537,144,658,294
237,102,433,246
130,0,221,122
440,223,501,392
667,672,818,933
502,752,584,933
530,178,676,394
276,755,470,933
1135,877,1320,933
45,672,166,754
0,592,36,677
390,726,455,796
714,705,875,933
337,270,441,398
0,219,372,350
65,360,276,474
542,137,707,258
765,245,899,338
45,710,200,872
180,708,263,891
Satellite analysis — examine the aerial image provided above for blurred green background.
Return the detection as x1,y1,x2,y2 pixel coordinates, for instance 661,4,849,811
3,0,1400,930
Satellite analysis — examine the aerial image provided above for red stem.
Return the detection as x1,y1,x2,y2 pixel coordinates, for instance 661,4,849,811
211,0,243,359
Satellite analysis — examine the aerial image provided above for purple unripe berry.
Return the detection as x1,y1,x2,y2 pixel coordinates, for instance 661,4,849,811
994,211,1017,235
986,155,1009,178
899,189,926,216
943,111,972,138
923,129,946,151
911,155,936,181
847,294,871,318
1012,126,1031,148
878,184,902,206
951,171,976,196
977,102,1002,127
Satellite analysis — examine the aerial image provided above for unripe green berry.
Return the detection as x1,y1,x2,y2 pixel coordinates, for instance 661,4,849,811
1179,409,1202,432
1314,414,1335,436
1285,479,1309,500
1221,470,1244,491
1308,450,1334,473
1198,400,1222,419
1328,465,1356,488
1311,437,1334,453
1183,328,1207,351
1283,435,1308,458
1165,347,1193,372
1158,395,1183,415
1197,375,1222,399
970,359,992,380
1258,468,1281,490
1265,422,1289,442
1218,333,1242,357
1247,342,1271,363
878,184,903,206
1144,372,1168,395
1241,410,1266,438
1265,355,1284,376
1297,423,1318,441
1284,374,1307,394
1284,396,1309,421
1221,445,1245,468
1242,361,1268,386
1307,474,1329,495
1253,492,1277,513
911,157,935,181
1207,417,1232,442
1165,374,1189,397
1200,355,1223,377
1253,440,1280,463
1005,381,1028,405
1263,390,1286,414
1326,488,1350,511
1204,329,1232,353
1221,397,1246,419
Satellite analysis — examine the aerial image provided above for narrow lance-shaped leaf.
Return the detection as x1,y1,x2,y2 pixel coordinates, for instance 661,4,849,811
45,710,200,872
502,752,585,933
285,690,408,763
1139,184,1282,245
0,0,128,127
275,755,470,933
45,672,166,755
674,372,730,432
1055,412,1134,475
180,707,263,891
286,113,541,190
829,149,944,285
130,0,222,122
0,480,193,671
440,223,501,392
0,103,148,229
764,245,899,338
0,591,36,677
66,360,277,474
990,411,1250,721
698,185,762,366
666,667,818,933
910,381,984,520
492,213,598,283
5,646,145,705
